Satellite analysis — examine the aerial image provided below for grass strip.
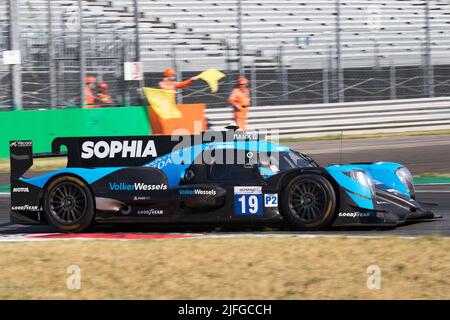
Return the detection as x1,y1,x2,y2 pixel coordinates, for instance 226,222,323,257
0,236,448,299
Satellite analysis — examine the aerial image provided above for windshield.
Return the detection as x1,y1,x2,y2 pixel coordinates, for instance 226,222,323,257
259,151,318,178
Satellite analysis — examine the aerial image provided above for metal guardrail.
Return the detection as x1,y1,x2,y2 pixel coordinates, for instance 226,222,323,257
206,97,450,138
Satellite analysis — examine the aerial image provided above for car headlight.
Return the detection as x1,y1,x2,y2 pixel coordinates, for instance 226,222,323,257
346,170,376,198
396,167,415,198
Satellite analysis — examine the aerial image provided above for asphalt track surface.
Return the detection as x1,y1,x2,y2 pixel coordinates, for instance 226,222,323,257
285,134,450,174
0,135,449,237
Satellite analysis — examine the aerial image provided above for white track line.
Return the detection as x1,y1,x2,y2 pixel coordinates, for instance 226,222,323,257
194,233,422,240
416,183,450,186
416,190,450,193
0,233,425,243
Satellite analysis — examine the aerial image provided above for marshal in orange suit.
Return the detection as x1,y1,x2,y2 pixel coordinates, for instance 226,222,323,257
159,68,199,91
228,76,251,131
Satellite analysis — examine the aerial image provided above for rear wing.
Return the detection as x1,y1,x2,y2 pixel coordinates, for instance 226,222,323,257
9,140,66,179
9,140,67,220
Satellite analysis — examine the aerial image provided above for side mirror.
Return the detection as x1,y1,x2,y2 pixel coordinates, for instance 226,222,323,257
183,169,195,182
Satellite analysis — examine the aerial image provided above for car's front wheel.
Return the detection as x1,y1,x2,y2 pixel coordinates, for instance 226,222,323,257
280,174,337,230
43,176,95,232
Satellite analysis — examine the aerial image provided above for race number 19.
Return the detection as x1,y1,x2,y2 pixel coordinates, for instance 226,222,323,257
237,195,260,215
234,187,263,216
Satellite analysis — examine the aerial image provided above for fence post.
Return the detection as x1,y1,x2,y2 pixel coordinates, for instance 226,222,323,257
373,37,380,70
250,63,257,107
134,0,141,63
224,39,231,76
57,59,64,107
323,62,329,104
237,0,244,75
335,0,344,103
424,0,434,97
327,44,334,102
78,0,86,108
278,46,288,101
133,0,145,99
390,58,396,100
122,43,130,107
224,39,235,98
47,0,57,109
9,0,22,110
171,46,182,104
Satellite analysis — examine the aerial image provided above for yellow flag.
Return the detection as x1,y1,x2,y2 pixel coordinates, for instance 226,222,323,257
197,68,226,93
143,88,182,119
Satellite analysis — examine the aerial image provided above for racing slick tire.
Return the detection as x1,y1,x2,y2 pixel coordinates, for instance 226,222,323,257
43,176,95,232
280,174,337,230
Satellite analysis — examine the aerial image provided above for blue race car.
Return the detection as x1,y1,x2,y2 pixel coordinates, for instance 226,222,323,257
9,131,434,232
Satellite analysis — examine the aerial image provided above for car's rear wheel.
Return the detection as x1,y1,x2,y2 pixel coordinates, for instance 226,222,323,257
280,174,337,230
43,176,95,232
